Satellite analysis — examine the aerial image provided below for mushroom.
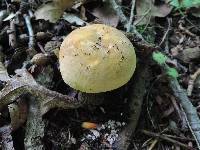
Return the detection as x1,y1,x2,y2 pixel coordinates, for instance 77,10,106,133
0,24,137,149
59,24,136,93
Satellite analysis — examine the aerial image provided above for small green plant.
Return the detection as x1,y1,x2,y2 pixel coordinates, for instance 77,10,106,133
169,0,200,9
152,52,179,79
166,67,179,78
152,52,167,65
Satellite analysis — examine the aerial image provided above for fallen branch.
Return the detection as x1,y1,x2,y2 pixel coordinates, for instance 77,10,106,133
24,96,45,150
0,69,84,114
0,69,85,149
153,52,200,149
115,60,150,150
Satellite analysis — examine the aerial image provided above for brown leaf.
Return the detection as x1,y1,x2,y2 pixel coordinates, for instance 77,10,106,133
162,105,174,118
135,0,172,25
91,4,119,27
34,3,64,23
34,0,76,23
176,47,200,63
191,7,200,17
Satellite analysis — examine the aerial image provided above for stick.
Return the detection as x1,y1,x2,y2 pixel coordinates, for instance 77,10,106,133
115,61,150,149
141,130,195,150
126,0,136,32
153,52,200,149
8,19,17,48
23,14,37,57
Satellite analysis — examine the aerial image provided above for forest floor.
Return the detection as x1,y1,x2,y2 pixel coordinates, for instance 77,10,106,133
0,0,200,150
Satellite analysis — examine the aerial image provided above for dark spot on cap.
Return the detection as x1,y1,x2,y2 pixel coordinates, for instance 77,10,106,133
86,66,90,70
120,55,124,62
96,42,101,47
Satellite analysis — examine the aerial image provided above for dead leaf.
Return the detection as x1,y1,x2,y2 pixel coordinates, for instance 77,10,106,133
0,10,8,22
135,0,172,25
34,0,76,23
176,47,200,63
54,0,76,10
3,13,16,22
162,105,174,117
155,95,163,105
91,4,119,27
34,3,64,23
63,12,87,26
190,7,200,17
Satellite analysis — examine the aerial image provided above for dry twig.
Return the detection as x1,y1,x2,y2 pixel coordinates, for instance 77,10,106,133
107,0,128,26
107,0,145,41
8,19,17,48
23,13,37,57
170,78,200,149
159,18,171,46
187,68,200,96
126,0,136,32
141,130,195,150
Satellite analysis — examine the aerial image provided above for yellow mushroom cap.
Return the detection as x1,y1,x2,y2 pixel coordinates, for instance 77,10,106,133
59,24,136,93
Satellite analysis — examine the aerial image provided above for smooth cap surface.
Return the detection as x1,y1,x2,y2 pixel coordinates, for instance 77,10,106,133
59,24,136,93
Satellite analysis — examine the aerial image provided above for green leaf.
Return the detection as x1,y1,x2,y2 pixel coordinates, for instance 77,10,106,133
152,52,167,65
169,0,200,8
167,67,179,78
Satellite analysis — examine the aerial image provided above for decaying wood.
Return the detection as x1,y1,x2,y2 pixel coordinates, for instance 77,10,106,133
24,96,45,150
0,69,86,149
0,69,84,114
151,52,200,149
170,78,200,149
0,125,14,150
115,60,150,150
23,13,37,57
